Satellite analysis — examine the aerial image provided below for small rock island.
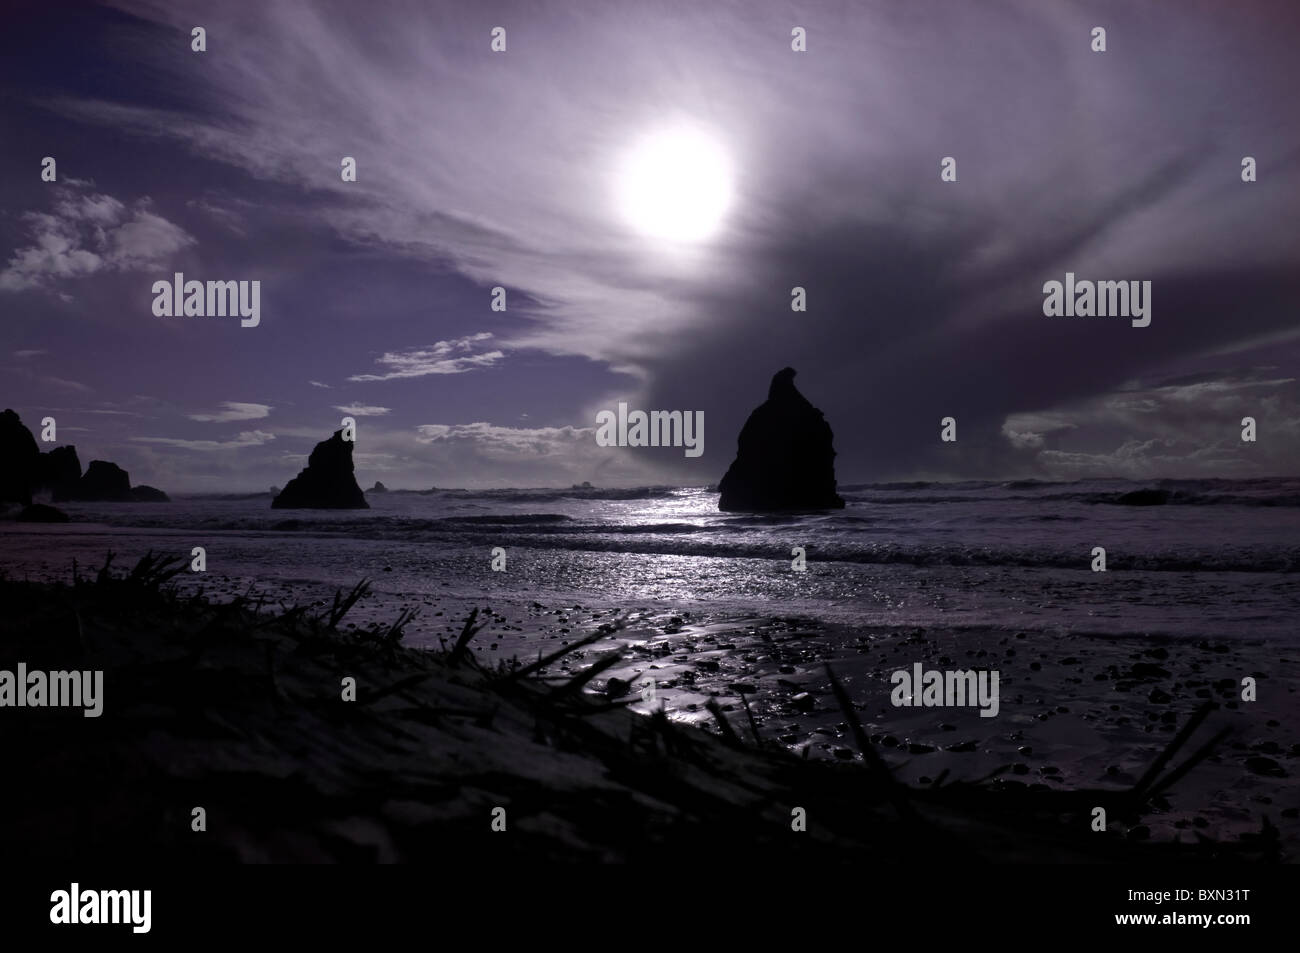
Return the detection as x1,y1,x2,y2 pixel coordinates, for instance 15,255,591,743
272,429,369,509
717,367,845,512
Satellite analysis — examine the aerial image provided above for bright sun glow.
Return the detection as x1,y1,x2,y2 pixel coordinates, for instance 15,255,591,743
615,125,733,243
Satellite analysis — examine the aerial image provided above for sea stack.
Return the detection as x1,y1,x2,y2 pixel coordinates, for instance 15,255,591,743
717,367,845,512
36,445,82,500
272,429,369,509
17,503,70,522
130,485,170,502
0,408,41,504
63,460,134,501
2,409,166,506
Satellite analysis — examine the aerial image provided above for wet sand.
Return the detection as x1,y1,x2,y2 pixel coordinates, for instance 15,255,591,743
3,526,1294,857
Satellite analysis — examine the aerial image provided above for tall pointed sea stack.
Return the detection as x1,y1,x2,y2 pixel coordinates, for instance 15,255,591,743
718,367,845,512
272,429,368,509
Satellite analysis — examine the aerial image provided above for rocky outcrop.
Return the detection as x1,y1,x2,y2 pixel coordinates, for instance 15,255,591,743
50,459,168,502
369,481,388,493
0,409,41,504
272,430,368,509
17,503,70,523
35,445,81,499
67,460,134,501
2,409,166,506
3,409,87,503
718,367,845,512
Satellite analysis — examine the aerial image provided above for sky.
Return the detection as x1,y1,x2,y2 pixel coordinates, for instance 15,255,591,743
2,0,1298,492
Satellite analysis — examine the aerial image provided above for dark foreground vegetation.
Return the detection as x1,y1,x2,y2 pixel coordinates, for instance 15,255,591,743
0,553,1280,863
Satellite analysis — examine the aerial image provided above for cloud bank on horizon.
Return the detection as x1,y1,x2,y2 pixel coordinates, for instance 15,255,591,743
0,0,1297,491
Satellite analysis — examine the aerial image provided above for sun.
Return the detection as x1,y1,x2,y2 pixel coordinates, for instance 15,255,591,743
615,125,733,243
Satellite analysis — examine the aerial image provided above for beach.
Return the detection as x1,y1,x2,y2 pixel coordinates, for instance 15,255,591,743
1,478,1295,858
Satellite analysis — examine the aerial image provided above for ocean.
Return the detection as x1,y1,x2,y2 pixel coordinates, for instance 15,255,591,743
7,476,1298,644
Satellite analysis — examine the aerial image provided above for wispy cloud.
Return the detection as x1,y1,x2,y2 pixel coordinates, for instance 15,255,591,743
349,333,504,382
185,197,247,236
13,349,47,359
5,364,93,393
308,380,331,389
132,430,276,451
43,376,91,392
45,404,150,418
188,401,272,422
334,403,390,416
42,4,764,371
